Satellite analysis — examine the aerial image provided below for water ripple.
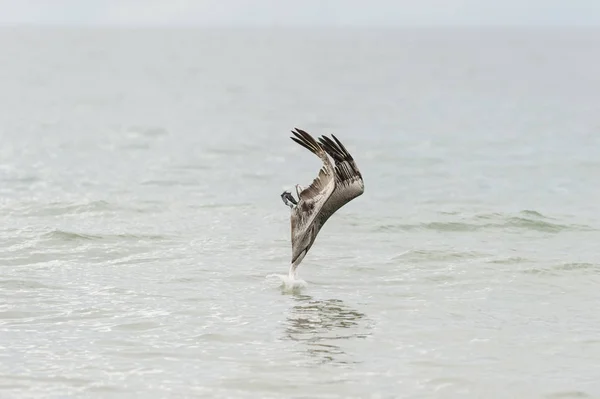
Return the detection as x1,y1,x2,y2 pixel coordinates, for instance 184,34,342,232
376,211,596,233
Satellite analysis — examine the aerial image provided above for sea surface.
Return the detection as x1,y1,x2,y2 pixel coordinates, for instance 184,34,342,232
1,27,600,398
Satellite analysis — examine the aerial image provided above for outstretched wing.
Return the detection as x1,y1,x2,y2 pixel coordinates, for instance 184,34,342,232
286,129,364,267
318,134,364,206
289,128,337,265
290,128,335,205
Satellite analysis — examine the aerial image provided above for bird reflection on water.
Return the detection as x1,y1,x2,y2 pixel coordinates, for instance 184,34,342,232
284,294,371,365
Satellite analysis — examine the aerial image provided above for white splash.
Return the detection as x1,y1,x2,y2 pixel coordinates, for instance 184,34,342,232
265,274,307,293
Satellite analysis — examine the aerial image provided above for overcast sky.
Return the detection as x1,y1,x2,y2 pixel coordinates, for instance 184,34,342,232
0,0,599,27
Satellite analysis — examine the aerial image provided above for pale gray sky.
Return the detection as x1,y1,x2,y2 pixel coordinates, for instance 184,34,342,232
0,0,599,27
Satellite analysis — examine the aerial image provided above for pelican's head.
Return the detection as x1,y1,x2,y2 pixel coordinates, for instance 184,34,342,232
281,190,298,208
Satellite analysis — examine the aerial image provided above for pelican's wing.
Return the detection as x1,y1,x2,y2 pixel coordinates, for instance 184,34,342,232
318,134,364,204
290,128,335,205
289,128,337,266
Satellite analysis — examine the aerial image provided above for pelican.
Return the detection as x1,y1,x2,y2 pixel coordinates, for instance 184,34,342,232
281,128,364,280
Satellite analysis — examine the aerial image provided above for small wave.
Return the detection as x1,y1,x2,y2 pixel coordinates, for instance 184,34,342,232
473,212,504,220
519,209,547,218
554,262,599,272
377,222,477,232
44,230,99,241
523,262,599,276
18,200,113,217
488,256,530,264
474,210,548,220
391,249,487,262
503,217,569,232
42,230,168,242
426,222,478,232
376,210,594,233
5,200,167,217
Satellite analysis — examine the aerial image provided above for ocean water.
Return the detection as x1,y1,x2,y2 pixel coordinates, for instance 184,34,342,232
1,27,600,398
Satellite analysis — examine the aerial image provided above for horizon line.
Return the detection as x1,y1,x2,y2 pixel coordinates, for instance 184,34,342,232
0,23,598,29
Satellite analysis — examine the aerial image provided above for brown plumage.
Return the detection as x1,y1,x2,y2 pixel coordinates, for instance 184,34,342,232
282,128,365,279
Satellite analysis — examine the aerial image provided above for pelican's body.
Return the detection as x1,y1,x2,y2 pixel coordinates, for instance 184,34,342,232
282,128,365,280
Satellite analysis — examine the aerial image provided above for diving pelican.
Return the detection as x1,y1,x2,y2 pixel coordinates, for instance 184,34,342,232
281,128,364,280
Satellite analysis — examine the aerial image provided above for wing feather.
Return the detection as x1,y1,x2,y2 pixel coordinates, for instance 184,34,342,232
290,128,335,203
318,134,363,189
